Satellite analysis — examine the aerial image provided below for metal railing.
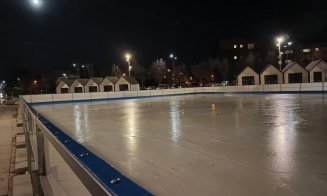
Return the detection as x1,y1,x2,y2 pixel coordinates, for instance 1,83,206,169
21,97,152,196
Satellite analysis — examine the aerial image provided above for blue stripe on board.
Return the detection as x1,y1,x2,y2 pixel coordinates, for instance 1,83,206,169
26,102,153,196
30,90,327,106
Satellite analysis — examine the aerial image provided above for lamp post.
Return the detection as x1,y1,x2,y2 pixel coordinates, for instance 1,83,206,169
73,63,80,78
169,54,177,85
125,53,132,76
276,37,284,71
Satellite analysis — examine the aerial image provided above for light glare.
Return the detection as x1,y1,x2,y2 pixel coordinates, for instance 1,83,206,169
276,36,284,43
31,0,42,8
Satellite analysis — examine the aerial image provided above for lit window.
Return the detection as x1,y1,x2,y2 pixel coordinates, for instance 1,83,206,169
234,56,238,60
240,44,243,48
248,43,254,49
315,48,320,51
234,45,237,49
303,49,311,53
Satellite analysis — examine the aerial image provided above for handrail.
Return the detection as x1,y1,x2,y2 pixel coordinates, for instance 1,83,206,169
22,99,152,196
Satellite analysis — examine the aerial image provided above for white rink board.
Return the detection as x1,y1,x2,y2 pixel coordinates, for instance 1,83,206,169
263,84,281,91
281,84,301,91
301,83,323,91
22,83,326,104
44,136,91,196
90,92,108,100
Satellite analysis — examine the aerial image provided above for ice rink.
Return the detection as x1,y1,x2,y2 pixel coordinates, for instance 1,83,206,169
33,94,327,196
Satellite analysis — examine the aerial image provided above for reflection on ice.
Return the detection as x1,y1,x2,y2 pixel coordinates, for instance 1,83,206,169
170,100,182,142
265,98,297,173
124,101,139,153
73,104,88,143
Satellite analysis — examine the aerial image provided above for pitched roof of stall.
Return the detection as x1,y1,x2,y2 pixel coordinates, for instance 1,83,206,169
76,78,89,86
58,79,74,87
238,66,259,76
282,62,306,73
104,76,119,84
305,59,323,71
282,62,295,73
89,77,103,85
122,76,139,84
260,64,281,74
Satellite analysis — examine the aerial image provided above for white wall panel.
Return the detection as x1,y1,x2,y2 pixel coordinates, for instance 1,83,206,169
90,92,108,100
72,93,91,100
301,83,323,91
281,84,300,91
53,94,73,102
263,84,281,92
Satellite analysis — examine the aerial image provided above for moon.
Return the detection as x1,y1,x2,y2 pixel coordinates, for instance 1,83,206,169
31,0,42,8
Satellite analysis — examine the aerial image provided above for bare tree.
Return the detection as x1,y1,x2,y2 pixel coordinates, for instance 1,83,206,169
151,58,166,85
112,64,121,77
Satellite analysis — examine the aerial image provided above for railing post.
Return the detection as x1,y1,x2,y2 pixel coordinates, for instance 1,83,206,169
280,84,282,92
323,82,325,92
36,127,46,176
23,121,32,173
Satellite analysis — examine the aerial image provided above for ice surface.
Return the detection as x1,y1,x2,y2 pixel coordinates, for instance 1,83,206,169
34,94,327,196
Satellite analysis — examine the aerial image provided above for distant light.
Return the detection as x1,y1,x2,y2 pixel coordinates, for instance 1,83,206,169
170,54,174,58
125,53,131,61
31,0,42,8
81,65,85,68
33,80,37,84
17,78,21,81
73,64,76,67
276,36,284,43
288,42,292,46
2,81,5,84
62,73,67,77
122,73,126,76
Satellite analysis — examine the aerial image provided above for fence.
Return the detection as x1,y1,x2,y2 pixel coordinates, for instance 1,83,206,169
21,99,152,196
23,83,327,104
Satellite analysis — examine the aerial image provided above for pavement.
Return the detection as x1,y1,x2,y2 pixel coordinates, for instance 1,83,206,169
0,105,15,196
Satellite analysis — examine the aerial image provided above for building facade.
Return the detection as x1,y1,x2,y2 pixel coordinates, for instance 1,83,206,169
260,65,283,85
237,66,259,86
282,62,308,84
305,60,327,82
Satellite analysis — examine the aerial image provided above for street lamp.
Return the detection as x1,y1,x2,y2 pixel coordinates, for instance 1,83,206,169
169,53,178,85
276,36,284,71
125,53,132,76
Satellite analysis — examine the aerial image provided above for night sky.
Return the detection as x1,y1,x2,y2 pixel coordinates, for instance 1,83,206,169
1,0,326,80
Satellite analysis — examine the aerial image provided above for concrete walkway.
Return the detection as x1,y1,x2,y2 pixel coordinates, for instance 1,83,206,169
0,105,15,196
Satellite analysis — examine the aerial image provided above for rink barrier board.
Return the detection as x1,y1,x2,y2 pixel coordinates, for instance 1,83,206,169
22,100,153,196
26,90,327,106
23,83,327,104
